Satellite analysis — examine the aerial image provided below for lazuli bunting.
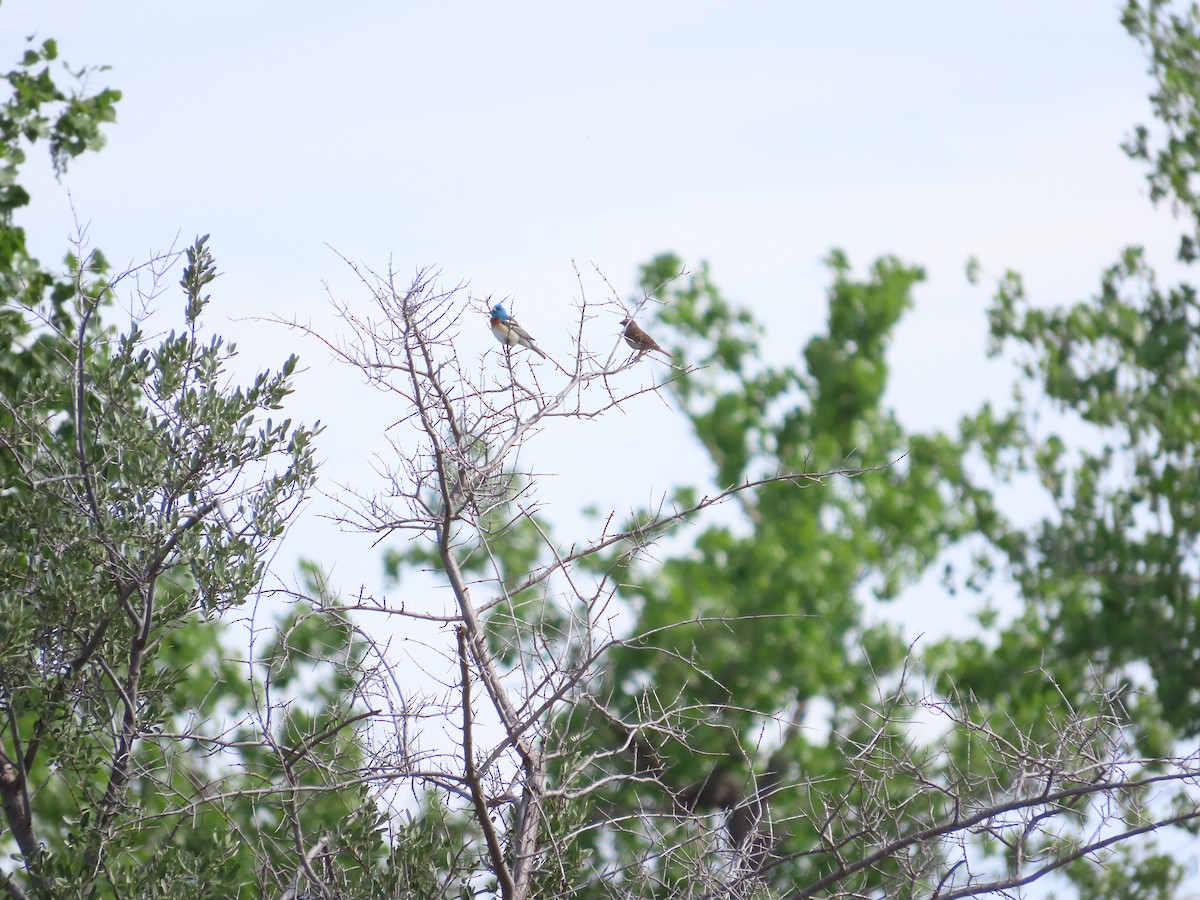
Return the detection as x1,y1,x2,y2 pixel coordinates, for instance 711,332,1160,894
490,303,547,359
620,317,673,362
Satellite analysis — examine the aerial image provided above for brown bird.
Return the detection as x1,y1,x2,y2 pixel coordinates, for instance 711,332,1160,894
620,317,673,362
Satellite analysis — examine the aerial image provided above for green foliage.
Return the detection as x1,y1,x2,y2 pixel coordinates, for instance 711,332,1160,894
4,4,1198,897
934,247,1200,744
364,4,1200,892
933,5,1200,766
0,21,438,897
0,33,119,180
914,254,1196,898
107,572,386,899
0,230,328,895
390,229,1200,896
1123,0,1200,260
551,252,975,893
1066,843,1184,900
0,28,118,317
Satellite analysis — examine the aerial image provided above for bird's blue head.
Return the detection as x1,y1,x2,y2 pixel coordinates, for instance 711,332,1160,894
490,302,509,321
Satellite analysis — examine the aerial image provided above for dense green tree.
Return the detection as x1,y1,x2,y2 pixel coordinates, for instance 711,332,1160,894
0,29,384,900
556,252,966,892
910,3,1200,893
0,224,334,896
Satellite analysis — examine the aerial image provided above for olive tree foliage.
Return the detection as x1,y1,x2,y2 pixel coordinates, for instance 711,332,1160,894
0,32,380,899
0,225,333,898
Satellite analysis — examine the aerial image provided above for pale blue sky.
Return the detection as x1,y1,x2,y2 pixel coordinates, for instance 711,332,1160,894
8,2,1185,624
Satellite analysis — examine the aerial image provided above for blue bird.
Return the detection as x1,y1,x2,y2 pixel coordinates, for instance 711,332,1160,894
489,303,547,359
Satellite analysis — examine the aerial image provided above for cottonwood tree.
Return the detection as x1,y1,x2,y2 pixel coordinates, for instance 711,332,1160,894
913,2,1200,894
596,254,1200,899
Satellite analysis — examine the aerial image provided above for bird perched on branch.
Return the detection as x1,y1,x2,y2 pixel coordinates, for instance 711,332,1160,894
490,302,547,359
620,317,673,362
